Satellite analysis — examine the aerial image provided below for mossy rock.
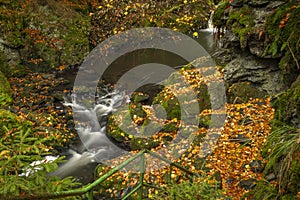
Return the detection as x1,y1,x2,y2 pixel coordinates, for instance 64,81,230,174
141,120,161,136
227,81,267,103
272,83,300,128
264,1,300,77
212,1,230,29
1,1,90,72
227,5,254,48
130,92,150,104
162,122,178,133
0,71,12,106
107,114,160,151
129,137,159,151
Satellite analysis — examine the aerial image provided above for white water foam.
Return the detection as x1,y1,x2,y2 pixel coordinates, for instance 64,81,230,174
51,89,128,178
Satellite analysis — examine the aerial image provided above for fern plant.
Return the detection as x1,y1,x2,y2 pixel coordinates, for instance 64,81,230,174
0,122,83,199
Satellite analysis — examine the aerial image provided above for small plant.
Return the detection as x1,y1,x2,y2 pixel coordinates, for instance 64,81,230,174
0,115,82,199
262,126,300,195
244,179,278,200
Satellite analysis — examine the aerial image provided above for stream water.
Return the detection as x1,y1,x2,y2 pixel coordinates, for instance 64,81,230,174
51,27,218,186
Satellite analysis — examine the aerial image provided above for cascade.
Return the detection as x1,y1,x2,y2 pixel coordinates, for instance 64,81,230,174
50,88,128,179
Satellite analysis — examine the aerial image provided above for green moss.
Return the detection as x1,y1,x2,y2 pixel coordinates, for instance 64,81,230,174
0,1,90,72
227,82,267,103
264,1,300,76
227,6,254,48
162,122,178,132
212,1,230,29
0,71,12,106
198,114,211,128
129,137,159,151
271,84,300,128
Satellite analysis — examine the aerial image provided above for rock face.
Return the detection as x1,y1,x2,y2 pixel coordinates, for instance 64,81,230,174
224,53,284,95
212,0,299,99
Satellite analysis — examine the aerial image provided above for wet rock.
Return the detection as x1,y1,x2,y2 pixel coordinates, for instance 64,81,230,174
248,0,271,7
266,1,285,10
227,82,267,103
212,48,235,66
0,41,20,67
240,178,257,190
265,173,276,181
230,0,244,8
230,134,251,145
249,160,264,173
226,177,235,187
224,54,285,96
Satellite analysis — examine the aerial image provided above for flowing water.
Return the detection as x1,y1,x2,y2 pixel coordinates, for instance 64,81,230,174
50,27,218,184
50,88,128,182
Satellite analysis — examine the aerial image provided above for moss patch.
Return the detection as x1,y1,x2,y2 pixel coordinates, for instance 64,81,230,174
271,83,300,128
0,0,90,72
227,81,267,103
227,5,254,48
0,71,12,106
264,1,300,83
212,1,230,29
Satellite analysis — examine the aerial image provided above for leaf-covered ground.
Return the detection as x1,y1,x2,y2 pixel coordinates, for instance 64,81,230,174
95,67,275,199
8,72,75,150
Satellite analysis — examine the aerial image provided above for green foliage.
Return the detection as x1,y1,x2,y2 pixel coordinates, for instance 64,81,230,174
150,175,225,200
264,1,300,74
0,109,82,199
271,84,300,128
212,1,230,29
0,71,12,106
0,0,90,72
227,6,254,48
262,126,300,195
244,180,278,200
